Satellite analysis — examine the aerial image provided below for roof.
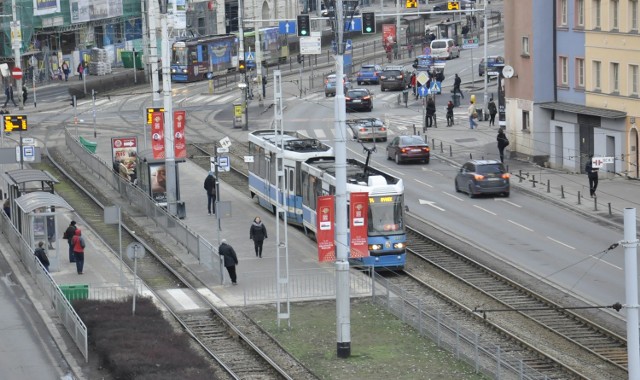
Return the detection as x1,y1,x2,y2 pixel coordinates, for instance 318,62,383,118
14,192,74,214
538,102,627,119
2,169,59,186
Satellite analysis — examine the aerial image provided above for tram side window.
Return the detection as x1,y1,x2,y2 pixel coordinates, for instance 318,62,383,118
302,172,309,206
257,147,265,178
289,168,294,192
201,45,209,65
247,143,255,172
269,153,276,184
190,49,198,63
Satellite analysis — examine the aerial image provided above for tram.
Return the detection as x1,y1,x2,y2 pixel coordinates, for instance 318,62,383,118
170,34,238,82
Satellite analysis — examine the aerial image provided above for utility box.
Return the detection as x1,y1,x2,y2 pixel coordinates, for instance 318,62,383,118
121,51,143,69
60,284,89,301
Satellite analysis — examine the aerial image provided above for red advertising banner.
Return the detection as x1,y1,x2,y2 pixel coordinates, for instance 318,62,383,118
349,192,369,259
382,24,397,49
150,112,165,159
173,110,187,159
316,195,335,262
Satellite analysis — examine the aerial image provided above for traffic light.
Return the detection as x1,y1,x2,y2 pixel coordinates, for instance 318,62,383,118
297,14,310,37
406,0,417,8
362,12,376,34
238,60,246,73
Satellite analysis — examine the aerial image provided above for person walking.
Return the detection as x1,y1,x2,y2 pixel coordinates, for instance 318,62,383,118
3,84,17,107
63,220,77,263
453,73,464,99
77,62,84,80
249,216,268,258
446,100,454,126
203,171,217,215
219,239,238,285
21,84,27,105
261,75,267,98
468,100,478,129
585,155,599,198
425,96,436,128
71,228,86,274
496,128,509,162
34,241,50,272
62,61,70,81
488,97,497,126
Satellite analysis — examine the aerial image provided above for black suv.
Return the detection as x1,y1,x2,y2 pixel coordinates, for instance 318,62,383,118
455,160,510,197
380,66,410,91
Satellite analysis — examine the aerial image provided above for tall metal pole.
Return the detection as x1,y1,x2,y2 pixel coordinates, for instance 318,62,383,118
92,89,97,138
624,208,640,379
148,0,162,106
31,56,36,108
11,0,23,110
238,0,248,131
256,26,264,105
161,16,177,216
482,3,488,121
334,0,351,359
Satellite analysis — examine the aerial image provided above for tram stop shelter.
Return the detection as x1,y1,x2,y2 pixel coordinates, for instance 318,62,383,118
2,169,73,272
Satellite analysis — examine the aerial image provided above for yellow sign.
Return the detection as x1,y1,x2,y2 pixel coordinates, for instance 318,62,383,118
406,0,417,8
447,1,460,10
3,115,27,132
146,107,164,124
234,104,243,117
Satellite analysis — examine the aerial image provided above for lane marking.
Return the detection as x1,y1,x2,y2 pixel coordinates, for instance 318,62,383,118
166,288,200,310
496,199,522,207
442,191,464,201
589,255,622,270
473,205,497,215
418,199,445,211
414,179,433,188
546,236,575,250
508,219,534,232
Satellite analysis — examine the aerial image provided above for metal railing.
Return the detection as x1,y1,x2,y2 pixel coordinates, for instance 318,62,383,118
0,212,88,362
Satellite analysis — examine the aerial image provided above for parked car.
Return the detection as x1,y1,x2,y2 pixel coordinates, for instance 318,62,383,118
454,160,510,198
347,117,387,141
386,135,430,164
356,64,382,85
479,55,505,76
430,38,461,60
345,88,374,112
325,74,352,97
380,66,410,91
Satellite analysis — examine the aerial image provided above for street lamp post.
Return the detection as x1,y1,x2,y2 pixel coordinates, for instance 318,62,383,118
11,0,23,110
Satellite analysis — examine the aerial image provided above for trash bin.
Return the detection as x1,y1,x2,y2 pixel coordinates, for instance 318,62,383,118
79,136,97,154
451,93,461,107
60,284,89,301
476,109,483,121
121,51,144,69
402,89,409,106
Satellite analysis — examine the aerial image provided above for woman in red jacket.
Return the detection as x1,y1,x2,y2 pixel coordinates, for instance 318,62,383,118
71,228,86,274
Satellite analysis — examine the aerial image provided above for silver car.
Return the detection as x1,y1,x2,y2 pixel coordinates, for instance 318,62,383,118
347,118,387,142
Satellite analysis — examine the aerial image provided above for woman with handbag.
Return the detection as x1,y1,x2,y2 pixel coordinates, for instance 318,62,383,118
468,100,478,129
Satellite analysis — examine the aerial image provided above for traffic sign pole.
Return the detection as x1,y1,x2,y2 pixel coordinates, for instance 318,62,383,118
11,0,23,111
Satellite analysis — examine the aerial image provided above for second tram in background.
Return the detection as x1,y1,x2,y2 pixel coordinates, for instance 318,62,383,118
247,129,406,270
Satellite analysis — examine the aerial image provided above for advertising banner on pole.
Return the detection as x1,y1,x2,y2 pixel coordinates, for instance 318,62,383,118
173,110,187,158
150,112,165,159
111,137,138,183
349,192,369,259
316,195,335,262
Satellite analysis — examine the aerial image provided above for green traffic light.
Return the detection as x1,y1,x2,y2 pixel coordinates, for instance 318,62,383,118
366,27,371,32
302,31,307,35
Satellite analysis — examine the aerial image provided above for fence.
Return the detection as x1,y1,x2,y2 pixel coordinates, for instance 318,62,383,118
0,212,88,362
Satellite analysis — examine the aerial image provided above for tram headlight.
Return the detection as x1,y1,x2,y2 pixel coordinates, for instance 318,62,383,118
393,242,405,249
368,244,382,251
182,69,188,73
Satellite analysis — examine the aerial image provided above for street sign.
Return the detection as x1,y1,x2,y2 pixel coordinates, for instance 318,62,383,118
21,137,34,145
592,156,614,168
216,147,229,153
146,107,164,124
300,36,322,54
448,1,460,10
418,86,428,97
19,146,35,162
3,114,27,132
406,0,417,8
462,37,479,49
218,156,230,172
416,72,429,86
11,67,22,80
279,20,296,35
344,18,362,32
219,136,232,149
245,52,255,62
430,81,441,94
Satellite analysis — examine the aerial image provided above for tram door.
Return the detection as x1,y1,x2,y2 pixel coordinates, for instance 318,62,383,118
284,166,296,219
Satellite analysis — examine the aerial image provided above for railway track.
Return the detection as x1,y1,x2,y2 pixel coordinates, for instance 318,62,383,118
403,220,628,379
39,147,317,380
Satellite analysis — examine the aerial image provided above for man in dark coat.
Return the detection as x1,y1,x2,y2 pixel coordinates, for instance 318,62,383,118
488,98,497,126
34,241,50,272
453,73,464,99
203,171,217,215
63,220,77,262
219,239,238,285
585,155,599,198
425,96,436,128
249,216,268,258
3,84,17,107
496,128,509,163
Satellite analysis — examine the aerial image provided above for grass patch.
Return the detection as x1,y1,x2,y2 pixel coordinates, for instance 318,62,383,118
246,299,489,380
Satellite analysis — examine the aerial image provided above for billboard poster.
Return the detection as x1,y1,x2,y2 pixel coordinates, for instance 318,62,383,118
151,111,165,159
148,163,167,204
382,24,397,50
34,0,60,16
173,110,187,159
70,0,123,24
316,195,335,262
111,137,138,182
349,192,369,259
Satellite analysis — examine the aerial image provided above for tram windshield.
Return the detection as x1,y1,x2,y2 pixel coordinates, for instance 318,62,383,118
368,195,404,236
173,46,189,65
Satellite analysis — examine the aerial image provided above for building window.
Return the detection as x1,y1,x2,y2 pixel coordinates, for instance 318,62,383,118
632,0,639,31
593,60,601,90
593,0,601,28
522,36,530,56
611,0,619,30
522,111,530,131
576,58,585,88
611,62,619,93
631,64,639,95
559,56,568,86
560,0,568,26
577,0,585,26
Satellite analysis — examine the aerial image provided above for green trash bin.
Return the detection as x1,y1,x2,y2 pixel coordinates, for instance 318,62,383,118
121,51,143,69
60,284,89,301
79,136,97,154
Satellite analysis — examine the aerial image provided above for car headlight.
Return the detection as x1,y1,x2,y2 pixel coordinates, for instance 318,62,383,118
393,242,405,249
368,244,382,251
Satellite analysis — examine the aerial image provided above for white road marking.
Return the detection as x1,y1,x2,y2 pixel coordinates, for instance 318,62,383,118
442,191,464,201
166,288,200,310
414,179,433,188
589,255,622,270
508,219,534,232
495,199,522,207
473,205,497,215
217,94,235,103
546,236,575,250
418,199,445,211
314,129,326,138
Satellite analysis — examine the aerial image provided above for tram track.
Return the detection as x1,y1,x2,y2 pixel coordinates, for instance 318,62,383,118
38,146,317,380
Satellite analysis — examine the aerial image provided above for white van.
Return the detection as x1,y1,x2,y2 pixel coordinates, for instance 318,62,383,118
430,39,460,60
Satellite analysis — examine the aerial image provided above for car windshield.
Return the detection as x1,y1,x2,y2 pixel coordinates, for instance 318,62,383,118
368,195,404,236
432,41,446,49
348,90,369,97
361,66,375,72
476,164,505,174
400,136,425,145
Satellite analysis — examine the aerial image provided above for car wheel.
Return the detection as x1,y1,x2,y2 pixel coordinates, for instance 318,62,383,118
395,153,402,164
504,192,510,198
368,105,373,112
386,150,392,160
468,185,476,198
454,180,461,193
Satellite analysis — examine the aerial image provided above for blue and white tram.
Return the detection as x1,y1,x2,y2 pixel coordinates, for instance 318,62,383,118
247,130,334,225
301,157,406,270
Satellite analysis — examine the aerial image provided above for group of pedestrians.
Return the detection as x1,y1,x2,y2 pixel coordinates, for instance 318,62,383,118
2,84,27,108
32,219,86,274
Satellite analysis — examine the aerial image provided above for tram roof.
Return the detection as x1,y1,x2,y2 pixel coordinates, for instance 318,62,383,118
14,192,74,214
249,130,332,153
2,169,59,186
305,157,400,185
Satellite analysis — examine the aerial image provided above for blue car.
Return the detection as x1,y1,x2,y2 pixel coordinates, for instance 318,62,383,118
356,64,382,85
